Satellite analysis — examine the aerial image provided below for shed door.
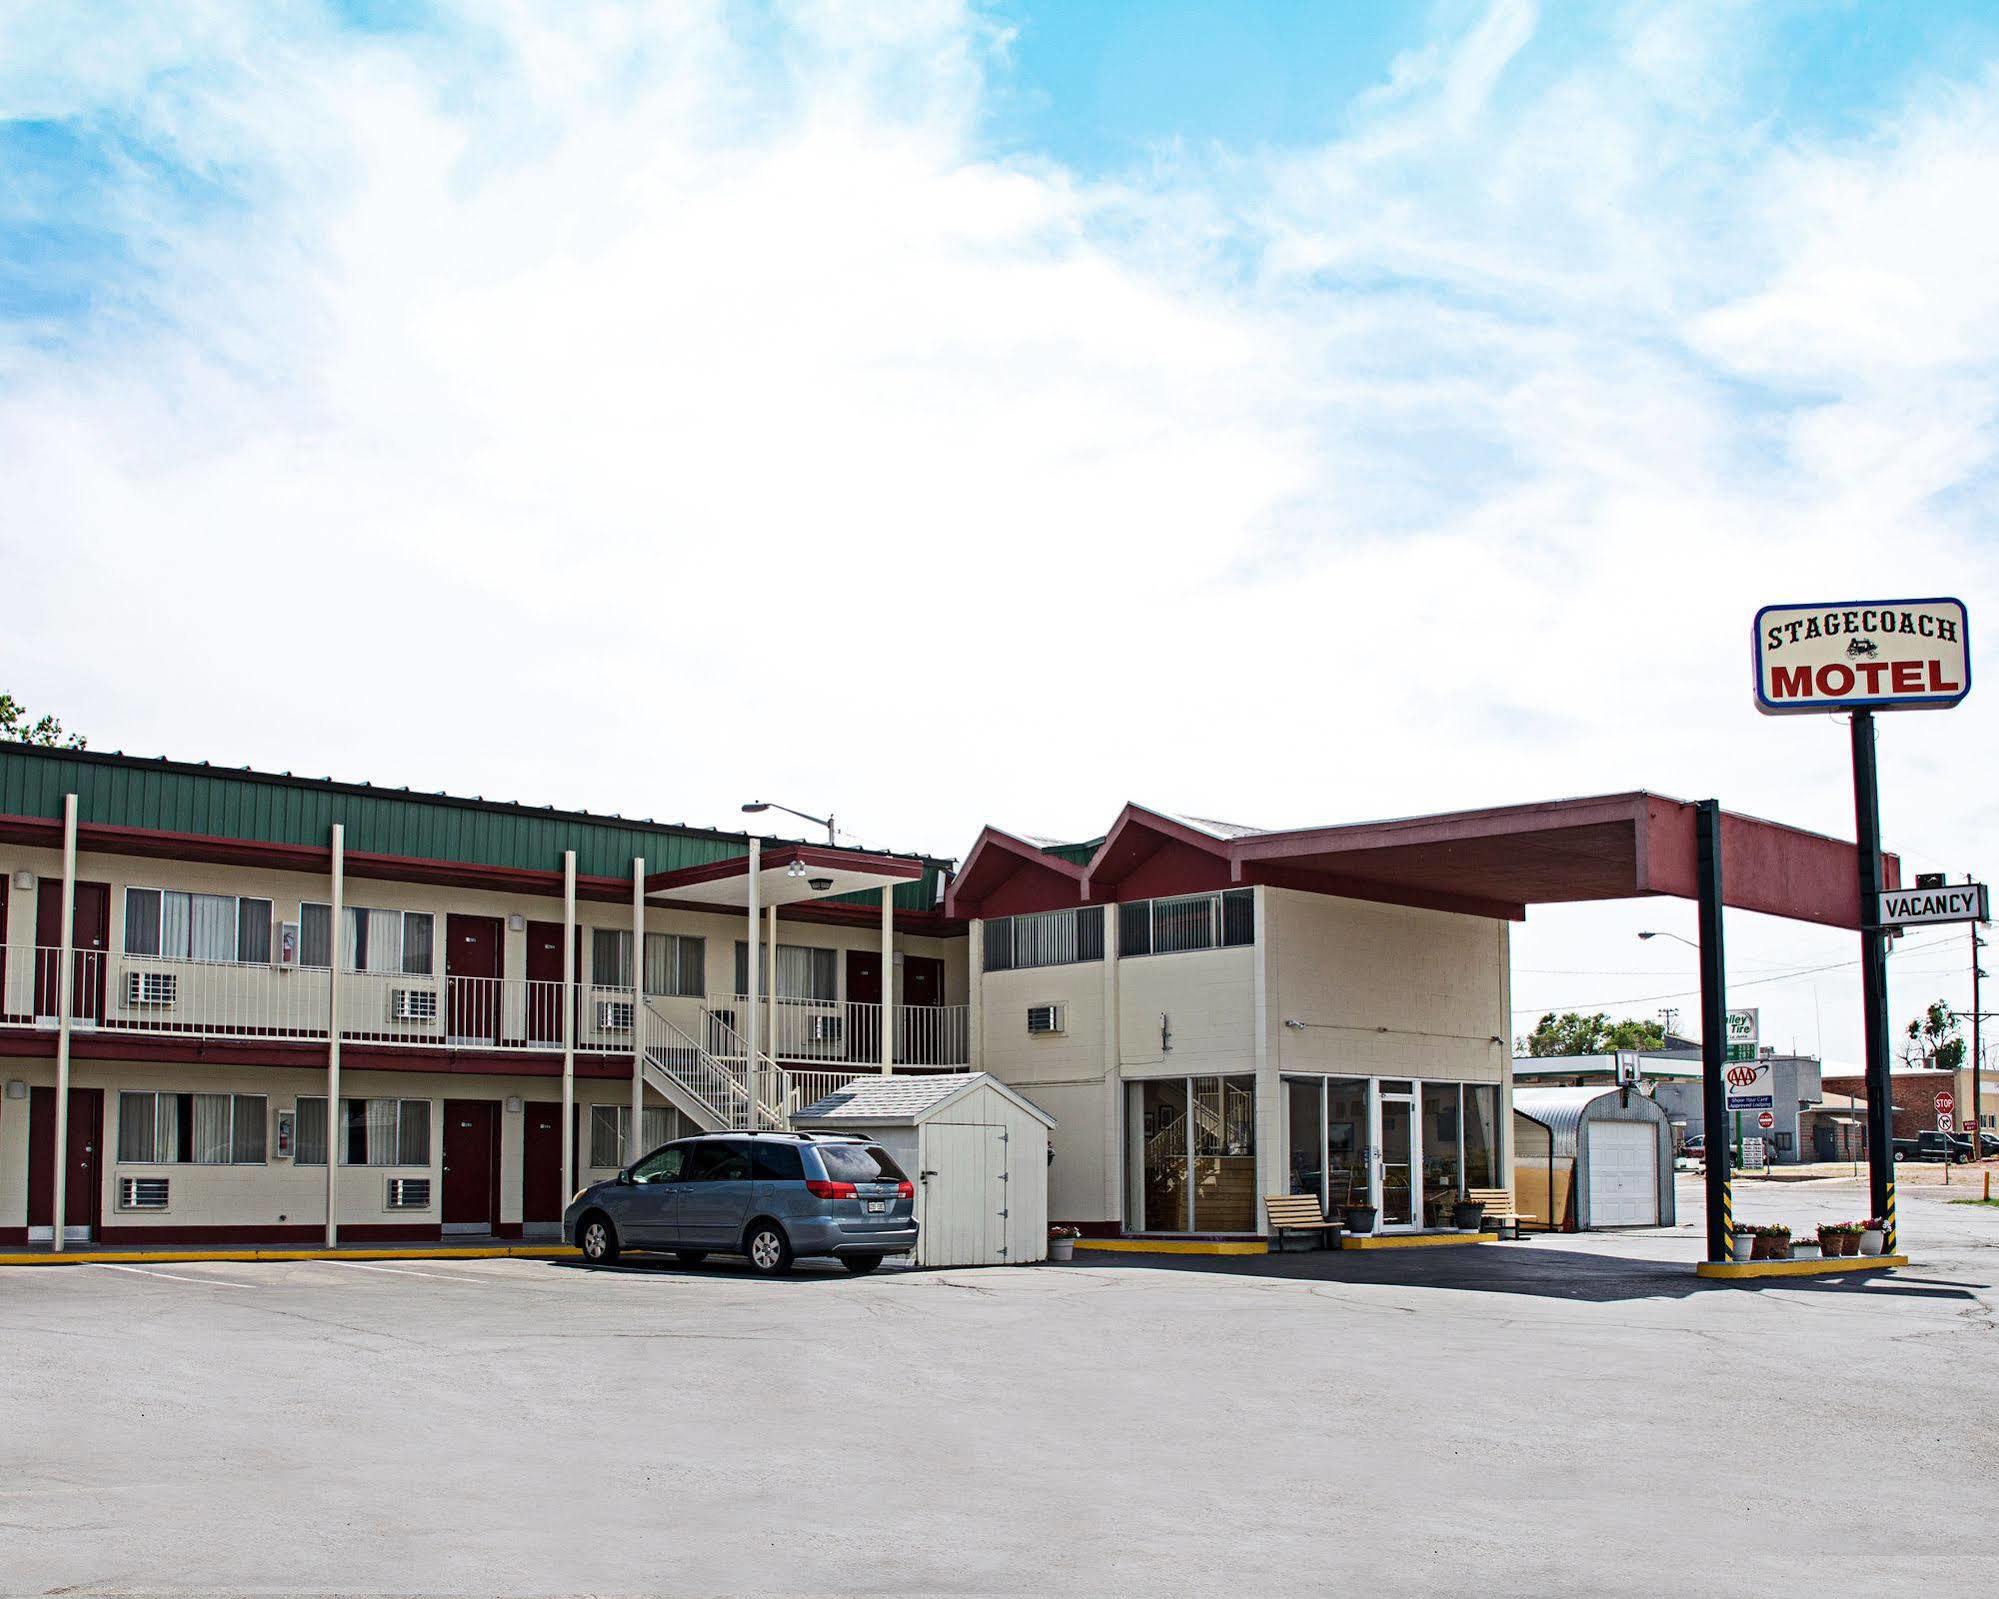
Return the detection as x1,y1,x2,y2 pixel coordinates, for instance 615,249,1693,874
919,1123,1006,1267
1585,1119,1658,1227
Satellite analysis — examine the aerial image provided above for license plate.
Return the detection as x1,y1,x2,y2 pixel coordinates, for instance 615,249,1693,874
866,1200,886,1214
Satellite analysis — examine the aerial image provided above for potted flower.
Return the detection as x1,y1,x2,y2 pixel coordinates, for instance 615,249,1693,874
1731,1225,1758,1263
1755,1224,1792,1260
1048,1225,1080,1262
1859,1218,1886,1255
1791,1232,1821,1261
1344,1201,1378,1235
1452,1195,1486,1231
1816,1222,1847,1257
1836,1222,1862,1257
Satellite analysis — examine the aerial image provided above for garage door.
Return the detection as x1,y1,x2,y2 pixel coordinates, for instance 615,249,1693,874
1585,1120,1659,1227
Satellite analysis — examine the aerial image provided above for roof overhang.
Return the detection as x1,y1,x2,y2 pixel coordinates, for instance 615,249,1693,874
644,844,923,909
943,827,1088,919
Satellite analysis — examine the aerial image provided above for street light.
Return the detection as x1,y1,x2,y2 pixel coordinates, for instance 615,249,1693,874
1637,930,1700,951
741,800,836,846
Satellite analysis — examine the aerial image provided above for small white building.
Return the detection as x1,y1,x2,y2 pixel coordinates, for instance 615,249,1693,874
794,1073,1053,1267
1513,1085,1675,1231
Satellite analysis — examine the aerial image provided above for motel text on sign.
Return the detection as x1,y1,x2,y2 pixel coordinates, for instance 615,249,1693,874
1752,598,1970,715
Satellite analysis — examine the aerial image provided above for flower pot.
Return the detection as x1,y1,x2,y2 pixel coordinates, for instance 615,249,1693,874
1344,1205,1378,1235
1730,1230,1758,1263
1860,1228,1884,1256
1838,1231,1861,1257
1791,1241,1821,1261
1452,1201,1485,1231
1048,1237,1076,1262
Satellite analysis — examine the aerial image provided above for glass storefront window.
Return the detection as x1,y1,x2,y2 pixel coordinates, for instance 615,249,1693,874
1137,1079,1189,1233
1464,1084,1499,1189
1287,1079,1324,1203
1194,1075,1256,1232
1327,1078,1369,1211
1421,1082,1462,1227
1130,1075,1256,1233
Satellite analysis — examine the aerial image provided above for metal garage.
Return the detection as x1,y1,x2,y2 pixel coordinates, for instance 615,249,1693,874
794,1074,1054,1267
1513,1085,1674,1231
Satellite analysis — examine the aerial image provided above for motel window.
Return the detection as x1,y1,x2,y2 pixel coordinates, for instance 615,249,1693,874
296,905,432,975
982,906,1104,972
1117,888,1254,958
293,1096,430,1166
589,1104,676,1167
124,889,274,964
117,1092,267,1165
732,941,838,1001
595,930,704,996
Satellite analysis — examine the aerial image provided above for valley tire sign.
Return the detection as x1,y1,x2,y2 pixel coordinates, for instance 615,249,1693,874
1753,597,1970,715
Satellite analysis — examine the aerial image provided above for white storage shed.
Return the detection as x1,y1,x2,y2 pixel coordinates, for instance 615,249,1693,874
794,1074,1055,1267
1513,1084,1675,1230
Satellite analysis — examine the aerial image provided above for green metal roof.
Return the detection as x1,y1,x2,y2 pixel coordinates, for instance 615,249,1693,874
1038,838,1104,868
0,743,949,912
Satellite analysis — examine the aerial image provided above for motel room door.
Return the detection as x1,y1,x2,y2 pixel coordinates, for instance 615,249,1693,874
524,922,580,1047
445,914,503,1044
34,880,109,1023
441,1099,500,1234
846,950,882,1065
27,1086,103,1242
520,1101,565,1236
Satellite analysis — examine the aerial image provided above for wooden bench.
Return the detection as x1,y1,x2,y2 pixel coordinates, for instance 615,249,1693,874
1265,1194,1342,1249
1465,1188,1517,1232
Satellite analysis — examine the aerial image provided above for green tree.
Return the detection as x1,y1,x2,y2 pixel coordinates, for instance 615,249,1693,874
1525,1011,1666,1057
0,693,85,749
1902,999,1965,1071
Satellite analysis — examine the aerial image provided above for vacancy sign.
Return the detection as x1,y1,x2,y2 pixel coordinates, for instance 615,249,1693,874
1753,598,1970,715
1877,882,1989,929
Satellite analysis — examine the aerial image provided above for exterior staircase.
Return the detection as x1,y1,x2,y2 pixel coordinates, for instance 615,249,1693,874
639,997,792,1131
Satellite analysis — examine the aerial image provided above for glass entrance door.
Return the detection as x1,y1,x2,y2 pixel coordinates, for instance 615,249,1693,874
1379,1092,1417,1229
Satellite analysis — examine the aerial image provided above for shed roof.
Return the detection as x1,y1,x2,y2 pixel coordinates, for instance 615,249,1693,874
1513,1084,1666,1157
794,1072,1056,1128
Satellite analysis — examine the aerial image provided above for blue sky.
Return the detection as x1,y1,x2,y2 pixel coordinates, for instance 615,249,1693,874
2,0,1997,1058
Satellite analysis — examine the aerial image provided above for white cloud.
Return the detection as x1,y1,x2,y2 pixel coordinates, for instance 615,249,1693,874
1,0,1995,1059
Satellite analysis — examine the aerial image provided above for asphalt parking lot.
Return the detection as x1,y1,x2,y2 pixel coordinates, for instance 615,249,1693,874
3,1177,1993,1598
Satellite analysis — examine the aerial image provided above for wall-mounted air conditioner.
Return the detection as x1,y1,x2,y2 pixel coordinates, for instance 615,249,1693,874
1026,1004,1065,1036
385,1176,432,1210
596,999,635,1032
389,988,439,1023
118,1176,170,1211
124,970,178,1008
809,1013,844,1044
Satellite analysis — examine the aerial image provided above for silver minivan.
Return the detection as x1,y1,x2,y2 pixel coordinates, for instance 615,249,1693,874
563,1131,918,1275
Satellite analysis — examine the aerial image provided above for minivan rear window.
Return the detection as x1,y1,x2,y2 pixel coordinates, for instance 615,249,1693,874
816,1144,908,1183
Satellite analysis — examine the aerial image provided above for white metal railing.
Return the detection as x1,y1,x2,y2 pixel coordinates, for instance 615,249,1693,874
640,998,789,1131
786,1067,879,1109
0,946,640,1053
708,993,969,1067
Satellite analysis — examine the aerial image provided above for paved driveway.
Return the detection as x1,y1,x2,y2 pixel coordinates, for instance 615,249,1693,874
1,1177,1991,1597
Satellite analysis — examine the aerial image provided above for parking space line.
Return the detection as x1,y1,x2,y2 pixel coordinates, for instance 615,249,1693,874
330,1260,496,1284
90,1262,256,1289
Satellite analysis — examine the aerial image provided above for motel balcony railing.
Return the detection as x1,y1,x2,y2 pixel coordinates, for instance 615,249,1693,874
705,992,969,1069
0,945,649,1055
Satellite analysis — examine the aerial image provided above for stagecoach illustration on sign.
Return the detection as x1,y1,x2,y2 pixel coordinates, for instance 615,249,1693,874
1846,637,1879,658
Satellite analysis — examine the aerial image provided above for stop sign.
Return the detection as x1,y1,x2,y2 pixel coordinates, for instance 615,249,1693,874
1937,1090,1956,1116
1757,1110,1775,1130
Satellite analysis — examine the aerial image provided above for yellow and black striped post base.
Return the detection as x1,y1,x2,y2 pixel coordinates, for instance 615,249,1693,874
1883,1182,1896,1256
1718,1178,1733,1257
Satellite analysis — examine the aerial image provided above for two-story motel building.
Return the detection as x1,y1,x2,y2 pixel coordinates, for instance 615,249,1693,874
0,742,1878,1248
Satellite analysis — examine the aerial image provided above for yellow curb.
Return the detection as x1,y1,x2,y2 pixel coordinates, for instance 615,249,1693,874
1073,1238,1268,1257
0,1245,581,1268
1340,1232,1492,1250
1696,1254,1909,1280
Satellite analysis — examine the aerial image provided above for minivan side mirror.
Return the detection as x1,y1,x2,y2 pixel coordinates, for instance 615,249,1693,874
615,1169,634,1186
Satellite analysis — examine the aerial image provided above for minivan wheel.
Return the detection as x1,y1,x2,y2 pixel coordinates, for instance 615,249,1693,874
841,1254,884,1276
745,1223,793,1276
578,1212,619,1265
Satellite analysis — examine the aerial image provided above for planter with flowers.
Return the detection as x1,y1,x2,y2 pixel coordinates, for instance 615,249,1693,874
1818,1222,1859,1257
1753,1224,1792,1260
1730,1226,1759,1263
1860,1218,1887,1255
1048,1225,1080,1262
1791,1234,1821,1261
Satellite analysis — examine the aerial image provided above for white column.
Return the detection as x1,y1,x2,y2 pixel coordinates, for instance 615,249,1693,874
766,903,778,1067
745,839,761,1116
880,884,894,1074
630,857,645,1161
1102,899,1121,1225
966,917,984,1071
325,822,344,1249
560,849,576,1205
49,794,77,1253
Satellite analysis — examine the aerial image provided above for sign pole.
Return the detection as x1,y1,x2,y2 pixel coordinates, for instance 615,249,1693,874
1971,890,1984,1163
1696,800,1733,1264
1852,709,1897,1251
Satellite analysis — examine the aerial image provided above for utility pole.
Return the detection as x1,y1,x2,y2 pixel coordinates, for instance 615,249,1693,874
1852,711,1896,1251
1971,889,1987,1162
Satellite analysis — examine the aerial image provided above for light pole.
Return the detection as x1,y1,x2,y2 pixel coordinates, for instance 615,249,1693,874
1637,929,1700,951
741,800,836,846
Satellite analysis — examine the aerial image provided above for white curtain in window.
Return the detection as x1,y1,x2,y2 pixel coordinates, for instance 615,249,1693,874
366,1097,399,1165
396,1100,429,1166
161,892,191,960
231,1096,267,1163
295,1096,327,1165
188,894,235,962
117,1093,155,1162
156,1092,180,1163
589,1105,621,1167
192,1093,233,1164
347,909,403,975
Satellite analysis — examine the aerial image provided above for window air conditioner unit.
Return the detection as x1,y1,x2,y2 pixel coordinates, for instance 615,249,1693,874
809,1013,843,1044
597,999,635,1032
119,1176,170,1211
124,970,178,1008
389,988,439,1023
1026,1004,1064,1036
385,1176,432,1210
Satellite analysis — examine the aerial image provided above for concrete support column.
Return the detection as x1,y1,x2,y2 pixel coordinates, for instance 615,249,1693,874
630,857,645,1161
561,849,576,1205
766,903,778,1071
966,917,983,1071
50,794,77,1252
880,885,894,1074
1250,885,1278,1235
325,822,344,1249
745,839,762,1123
1101,897,1121,1225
